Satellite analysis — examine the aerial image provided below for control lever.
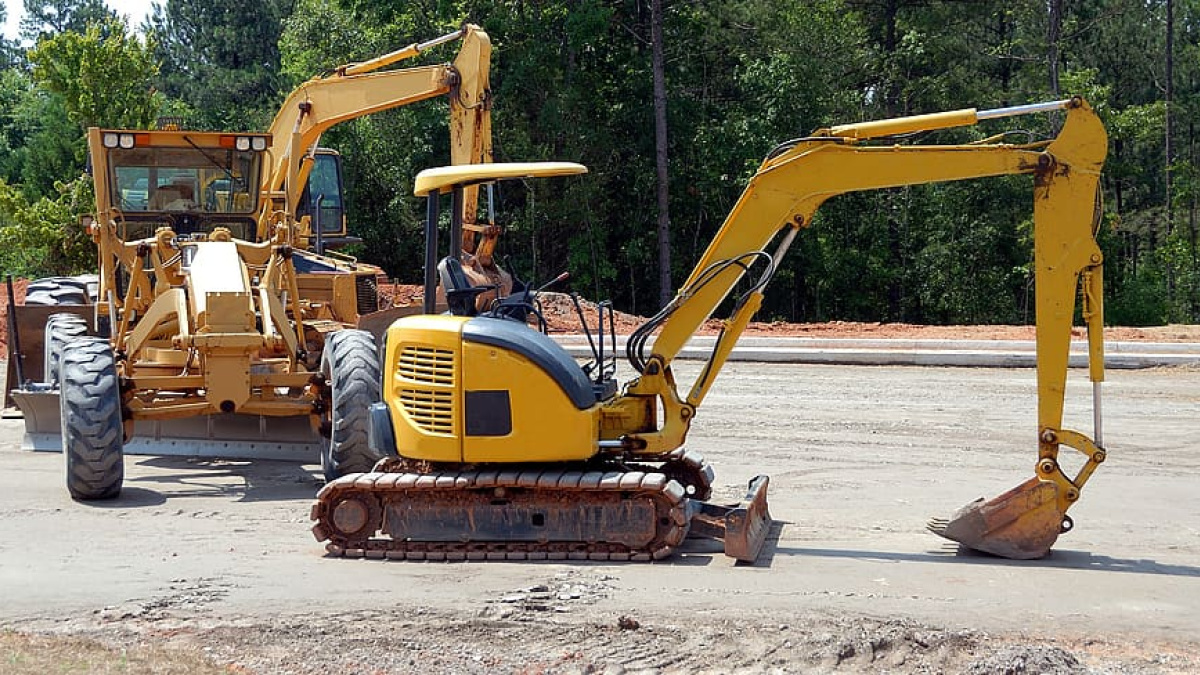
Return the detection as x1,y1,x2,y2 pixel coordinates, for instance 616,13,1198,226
487,270,569,331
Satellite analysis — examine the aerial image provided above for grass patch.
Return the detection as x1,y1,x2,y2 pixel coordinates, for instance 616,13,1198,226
1,630,233,674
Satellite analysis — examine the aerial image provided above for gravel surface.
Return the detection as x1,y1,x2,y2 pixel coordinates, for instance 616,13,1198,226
3,359,1200,673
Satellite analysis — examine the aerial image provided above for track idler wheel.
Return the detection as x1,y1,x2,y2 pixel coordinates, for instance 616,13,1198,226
927,477,1066,560
314,485,382,550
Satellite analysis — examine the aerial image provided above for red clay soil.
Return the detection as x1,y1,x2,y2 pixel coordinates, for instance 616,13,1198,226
3,279,1198,362
382,284,1200,343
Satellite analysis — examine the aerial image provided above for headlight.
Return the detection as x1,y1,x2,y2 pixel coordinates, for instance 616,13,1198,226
118,134,135,149
235,136,251,151
102,132,120,148
251,136,268,151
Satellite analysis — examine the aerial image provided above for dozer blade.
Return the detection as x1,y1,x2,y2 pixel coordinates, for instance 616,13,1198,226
928,477,1066,560
689,475,772,563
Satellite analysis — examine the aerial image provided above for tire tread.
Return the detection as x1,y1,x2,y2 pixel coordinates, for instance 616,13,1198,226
321,330,382,481
60,337,124,500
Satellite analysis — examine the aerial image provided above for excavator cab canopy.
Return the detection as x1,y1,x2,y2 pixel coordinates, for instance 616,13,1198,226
415,162,588,314
413,162,587,196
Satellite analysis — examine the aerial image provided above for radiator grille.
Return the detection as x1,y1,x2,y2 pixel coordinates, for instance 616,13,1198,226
398,389,454,434
355,274,379,314
397,346,455,385
396,345,455,435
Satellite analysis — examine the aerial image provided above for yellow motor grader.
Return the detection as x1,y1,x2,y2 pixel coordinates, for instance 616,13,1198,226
2,25,499,498
312,97,1108,562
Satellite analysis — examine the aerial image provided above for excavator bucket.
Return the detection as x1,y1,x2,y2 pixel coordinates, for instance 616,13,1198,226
928,477,1066,560
689,475,772,562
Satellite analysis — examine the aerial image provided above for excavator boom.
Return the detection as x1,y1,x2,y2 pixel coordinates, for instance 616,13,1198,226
262,24,494,257
620,97,1107,558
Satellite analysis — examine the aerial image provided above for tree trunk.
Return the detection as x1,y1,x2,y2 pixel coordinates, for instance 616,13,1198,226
883,0,903,320
1047,0,1062,97
1165,0,1175,307
651,0,672,308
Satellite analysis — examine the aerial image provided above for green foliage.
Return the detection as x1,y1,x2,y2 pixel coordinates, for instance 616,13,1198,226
19,0,116,42
28,18,161,130
149,0,288,130
0,66,85,199
0,69,35,184
0,175,95,276
1,0,1197,325
1107,269,1169,326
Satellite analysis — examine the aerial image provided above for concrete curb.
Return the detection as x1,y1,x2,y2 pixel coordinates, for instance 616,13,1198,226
551,335,1200,369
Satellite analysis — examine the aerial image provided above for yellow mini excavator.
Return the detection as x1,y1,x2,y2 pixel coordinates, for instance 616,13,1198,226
311,97,1108,562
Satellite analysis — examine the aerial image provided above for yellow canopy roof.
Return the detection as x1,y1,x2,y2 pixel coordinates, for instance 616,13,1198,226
413,161,588,196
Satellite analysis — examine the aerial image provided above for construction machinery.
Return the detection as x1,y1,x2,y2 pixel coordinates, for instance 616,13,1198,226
259,23,506,294
2,24,500,498
312,97,1108,562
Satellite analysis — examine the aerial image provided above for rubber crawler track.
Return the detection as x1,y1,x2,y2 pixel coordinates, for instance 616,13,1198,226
634,448,715,502
311,468,693,561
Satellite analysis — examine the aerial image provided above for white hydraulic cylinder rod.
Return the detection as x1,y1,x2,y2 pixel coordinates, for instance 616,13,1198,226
417,28,467,52
340,27,466,76
976,99,1073,121
1093,381,1104,448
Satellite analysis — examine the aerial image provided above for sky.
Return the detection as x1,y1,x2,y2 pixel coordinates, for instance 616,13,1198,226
3,0,156,42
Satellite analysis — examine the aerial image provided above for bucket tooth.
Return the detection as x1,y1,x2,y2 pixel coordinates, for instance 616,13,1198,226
928,477,1065,560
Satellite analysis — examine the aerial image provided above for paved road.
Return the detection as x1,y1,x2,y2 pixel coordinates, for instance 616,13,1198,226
1,361,1198,647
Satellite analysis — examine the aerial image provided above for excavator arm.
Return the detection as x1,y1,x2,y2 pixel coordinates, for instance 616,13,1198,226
259,24,494,257
616,97,1108,559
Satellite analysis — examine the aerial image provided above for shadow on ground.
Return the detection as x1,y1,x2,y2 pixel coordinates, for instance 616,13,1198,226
74,456,323,506
776,542,1200,578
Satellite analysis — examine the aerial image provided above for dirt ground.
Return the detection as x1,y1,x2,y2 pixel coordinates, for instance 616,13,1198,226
2,359,1199,673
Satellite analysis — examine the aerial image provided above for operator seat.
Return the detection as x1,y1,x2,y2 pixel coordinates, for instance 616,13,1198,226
437,256,494,316
149,184,194,211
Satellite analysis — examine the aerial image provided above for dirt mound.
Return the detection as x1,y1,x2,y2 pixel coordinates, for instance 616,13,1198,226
528,288,1200,342
5,280,1198,365
964,645,1086,674
10,606,1186,674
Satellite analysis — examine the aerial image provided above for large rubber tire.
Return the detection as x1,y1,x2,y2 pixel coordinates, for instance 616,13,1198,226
321,329,383,481
43,313,89,386
60,337,124,500
77,274,100,303
23,276,92,306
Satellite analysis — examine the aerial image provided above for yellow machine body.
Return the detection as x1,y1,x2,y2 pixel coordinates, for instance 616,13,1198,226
382,314,600,464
